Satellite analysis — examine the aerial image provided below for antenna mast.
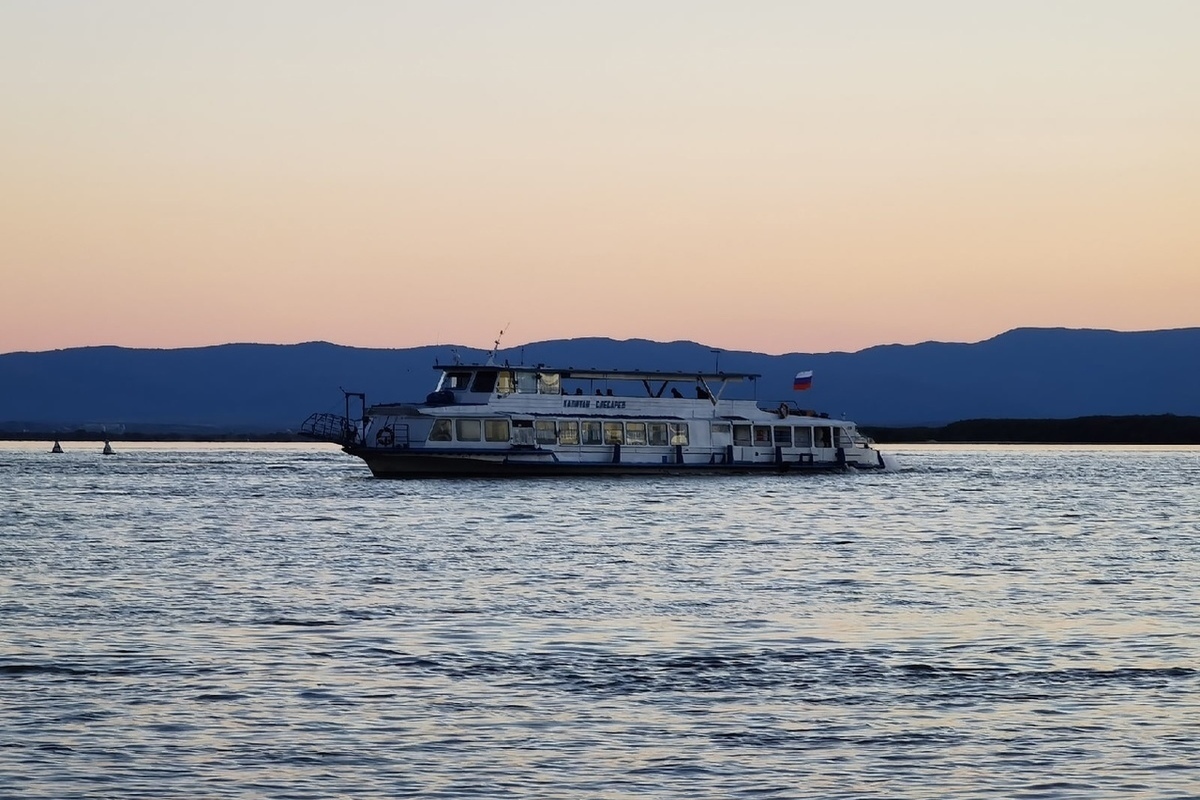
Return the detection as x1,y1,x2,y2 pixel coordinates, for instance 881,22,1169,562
485,323,510,366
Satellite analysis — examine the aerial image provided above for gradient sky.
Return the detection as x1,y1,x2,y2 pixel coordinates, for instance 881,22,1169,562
2,1,1197,355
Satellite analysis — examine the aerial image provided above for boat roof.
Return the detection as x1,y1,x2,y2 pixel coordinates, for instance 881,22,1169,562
433,363,760,382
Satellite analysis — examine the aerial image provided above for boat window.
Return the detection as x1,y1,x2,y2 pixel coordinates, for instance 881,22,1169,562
603,421,624,444
484,419,510,442
814,427,830,448
471,371,498,393
444,372,472,391
516,372,538,393
429,419,453,442
753,426,773,445
773,426,792,446
733,424,752,446
456,419,481,441
537,373,561,395
710,423,731,437
648,422,669,446
794,426,813,447
626,422,647,445
535,420,558,444
582,421,603,445
835,427,849,447
558,420,579,445
512,424,536,446
669,422,689,446
497,371,515,395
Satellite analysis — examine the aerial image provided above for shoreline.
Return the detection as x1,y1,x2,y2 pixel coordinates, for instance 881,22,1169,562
861,414,1200,445
4,413,1200,447
0,432,308,443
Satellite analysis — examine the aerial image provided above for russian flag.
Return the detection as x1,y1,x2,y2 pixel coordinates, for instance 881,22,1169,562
793,370,813,391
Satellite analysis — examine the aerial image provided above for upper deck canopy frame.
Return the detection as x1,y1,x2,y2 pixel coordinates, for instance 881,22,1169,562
432,363,760,404
432,363,760,382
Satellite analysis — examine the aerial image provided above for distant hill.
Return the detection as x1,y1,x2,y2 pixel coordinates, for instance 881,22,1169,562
1,327,1198,431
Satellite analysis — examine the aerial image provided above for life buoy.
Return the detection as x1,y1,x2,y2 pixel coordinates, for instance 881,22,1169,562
375,426,395,447
778,403,789,419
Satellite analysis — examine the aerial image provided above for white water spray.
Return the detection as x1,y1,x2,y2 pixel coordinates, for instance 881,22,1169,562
879,452,902,472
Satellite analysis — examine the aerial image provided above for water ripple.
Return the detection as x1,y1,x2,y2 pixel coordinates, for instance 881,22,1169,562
1,442,1199,798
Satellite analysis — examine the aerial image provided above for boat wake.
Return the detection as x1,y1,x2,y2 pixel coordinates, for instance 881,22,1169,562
879,452,902,471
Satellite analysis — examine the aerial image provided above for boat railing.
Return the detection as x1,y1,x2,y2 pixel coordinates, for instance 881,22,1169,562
299,412,357,445
392,424,411,448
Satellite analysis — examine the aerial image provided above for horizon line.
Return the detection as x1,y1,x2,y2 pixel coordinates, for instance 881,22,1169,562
4,324,1198,359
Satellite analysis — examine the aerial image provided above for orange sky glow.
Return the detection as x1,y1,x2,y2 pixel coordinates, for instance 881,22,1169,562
2,1,1197,356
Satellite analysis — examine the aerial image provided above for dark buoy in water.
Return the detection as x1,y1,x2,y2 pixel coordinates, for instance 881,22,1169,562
102,440,114,455
51,440,63,453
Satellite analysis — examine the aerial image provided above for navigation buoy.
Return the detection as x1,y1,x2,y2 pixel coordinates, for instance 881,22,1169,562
102,441,114,455
51,440,63,453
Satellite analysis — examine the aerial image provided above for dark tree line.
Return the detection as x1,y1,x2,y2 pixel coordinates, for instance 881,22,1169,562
1,430,306,443
5,415,1200,445
863,415,1200,444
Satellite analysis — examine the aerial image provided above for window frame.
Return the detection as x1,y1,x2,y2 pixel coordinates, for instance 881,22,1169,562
456,419,481,442
429,418,453,442
648,422,669,446
535,420,558,444
515,372,538,393
773,425,793,446
794,426,813,448
581,421,603,445
471,371,498,394
733,424,752,446
603,421,625,444
625,421,647,445
484,419,511,442
558,420,579,445
669,422,689,446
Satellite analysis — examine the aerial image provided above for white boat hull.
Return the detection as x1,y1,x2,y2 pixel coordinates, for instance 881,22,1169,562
346,444,883,478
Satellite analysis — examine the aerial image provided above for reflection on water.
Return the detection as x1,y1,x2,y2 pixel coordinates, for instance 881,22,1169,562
2,443,1199,798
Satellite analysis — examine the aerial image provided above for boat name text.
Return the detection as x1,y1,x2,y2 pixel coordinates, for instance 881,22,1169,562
562,399,627,409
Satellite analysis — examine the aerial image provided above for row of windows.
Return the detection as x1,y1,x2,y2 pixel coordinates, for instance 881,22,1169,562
716,423,846,448
573,420,689,446
428,418,690,446
442,370,562,396
426,418,849,447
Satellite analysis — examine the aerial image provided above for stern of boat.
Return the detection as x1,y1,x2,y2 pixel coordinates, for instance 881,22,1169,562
299,391,367,447
299,412,360,446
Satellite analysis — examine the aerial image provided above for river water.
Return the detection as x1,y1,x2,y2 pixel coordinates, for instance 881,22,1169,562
2,442,1198,799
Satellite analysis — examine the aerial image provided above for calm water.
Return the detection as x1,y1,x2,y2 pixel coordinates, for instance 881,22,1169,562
2,442,1199,799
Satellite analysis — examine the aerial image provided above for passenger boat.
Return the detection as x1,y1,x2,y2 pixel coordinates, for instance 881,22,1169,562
301,359,885,477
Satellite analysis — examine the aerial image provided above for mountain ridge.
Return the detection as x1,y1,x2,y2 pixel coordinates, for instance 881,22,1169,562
2,327,1197,429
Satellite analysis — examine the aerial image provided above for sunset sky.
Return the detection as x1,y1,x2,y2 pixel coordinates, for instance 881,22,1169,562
2,1,1197,355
